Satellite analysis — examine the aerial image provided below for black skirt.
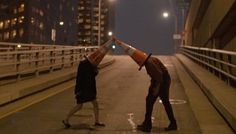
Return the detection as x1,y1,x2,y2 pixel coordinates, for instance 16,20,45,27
76,93,96,104
74,59,98,104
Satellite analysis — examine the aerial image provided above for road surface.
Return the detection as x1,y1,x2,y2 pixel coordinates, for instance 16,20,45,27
0,56,205,134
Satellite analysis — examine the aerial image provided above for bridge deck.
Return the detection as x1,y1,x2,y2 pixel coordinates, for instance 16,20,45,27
0,56,234,134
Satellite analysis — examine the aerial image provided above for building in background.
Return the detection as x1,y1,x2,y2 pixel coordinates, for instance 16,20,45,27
0,0,115,46
184,0,236,51
0,0,78,45
77,0,114,46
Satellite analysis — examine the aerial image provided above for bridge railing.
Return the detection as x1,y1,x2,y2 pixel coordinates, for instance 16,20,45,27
0,42,99,83
180,46,236,87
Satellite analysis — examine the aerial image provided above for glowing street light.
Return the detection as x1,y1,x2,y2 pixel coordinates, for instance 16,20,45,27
59,21,64,26
162,12,169,18
112,45,116,49
108,31,113,36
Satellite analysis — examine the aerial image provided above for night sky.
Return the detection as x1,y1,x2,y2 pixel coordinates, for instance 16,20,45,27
114,0,175,55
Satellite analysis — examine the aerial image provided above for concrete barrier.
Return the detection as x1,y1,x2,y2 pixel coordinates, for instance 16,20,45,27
0,56,115,106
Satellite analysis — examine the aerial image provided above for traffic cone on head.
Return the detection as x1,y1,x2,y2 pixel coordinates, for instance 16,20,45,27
86,39,113,66
115,39,152,70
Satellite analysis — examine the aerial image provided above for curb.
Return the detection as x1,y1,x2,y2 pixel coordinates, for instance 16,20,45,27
176,54,236,132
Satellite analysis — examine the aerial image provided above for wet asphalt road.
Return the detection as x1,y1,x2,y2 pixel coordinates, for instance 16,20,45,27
0,56,201,134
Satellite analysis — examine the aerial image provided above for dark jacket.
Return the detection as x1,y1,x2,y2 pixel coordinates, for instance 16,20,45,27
74,59,98,103
145,57,170,97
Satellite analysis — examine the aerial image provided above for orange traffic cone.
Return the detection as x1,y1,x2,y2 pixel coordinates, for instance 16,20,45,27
87,39,113,66
115,39,152,70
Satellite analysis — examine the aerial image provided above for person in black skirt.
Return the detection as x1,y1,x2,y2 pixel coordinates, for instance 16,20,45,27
62,59,105,128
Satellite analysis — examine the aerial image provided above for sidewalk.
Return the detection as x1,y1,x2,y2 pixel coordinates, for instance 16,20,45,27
0,55,115,106
176,54,236,132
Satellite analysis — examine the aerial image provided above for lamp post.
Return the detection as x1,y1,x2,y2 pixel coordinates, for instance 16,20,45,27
162,11,179,53
162,11,177,35
98,0,115,46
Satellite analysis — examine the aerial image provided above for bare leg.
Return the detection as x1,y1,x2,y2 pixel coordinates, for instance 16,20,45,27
65,104,83,123
91,100,105,126
91,100,99,123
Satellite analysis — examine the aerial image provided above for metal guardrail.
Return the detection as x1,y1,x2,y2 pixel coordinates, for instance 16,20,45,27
0,42,99,83
180,46,236,87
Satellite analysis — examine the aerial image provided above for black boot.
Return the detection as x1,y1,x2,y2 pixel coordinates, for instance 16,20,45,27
165,120,177,131
62,120,71,129
94,122,105,127
137,122,152,132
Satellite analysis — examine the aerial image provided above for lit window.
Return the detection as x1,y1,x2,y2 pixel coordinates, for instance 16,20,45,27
94,8,99,12
11,30,17,38
14,8,17,14
18,4,25,12
86,19,91,23
84,25,91,29
19,28,24,37
39,10,44,16
11,18,17,26
31,17,35,24
0,22,3,29
39,22,44,30
80,6,85,10
78,19,83,23
4,20,10,28
19,16,24,23
4,32,10,40
93,26,98,30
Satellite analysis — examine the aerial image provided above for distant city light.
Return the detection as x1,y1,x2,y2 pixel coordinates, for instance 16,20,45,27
108,31,113,36
17,44,22,48
59,21,64,26
162,12,169,18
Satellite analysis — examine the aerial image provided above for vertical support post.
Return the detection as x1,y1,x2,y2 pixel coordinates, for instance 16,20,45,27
50,50,54,73
227,54,232,86
16,53,21,81
35,52,39,76
61,50,65,69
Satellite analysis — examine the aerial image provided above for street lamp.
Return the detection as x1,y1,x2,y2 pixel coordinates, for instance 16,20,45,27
108,31,113,36
98,0,115,46
161,11,179,53
59,21,64,26
162,11,169,18
51,21,65,44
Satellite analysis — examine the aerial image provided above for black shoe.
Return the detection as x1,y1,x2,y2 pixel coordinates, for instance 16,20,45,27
165,121,177,131
62,120,71,129
94,122,105,127
137,124,151,132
